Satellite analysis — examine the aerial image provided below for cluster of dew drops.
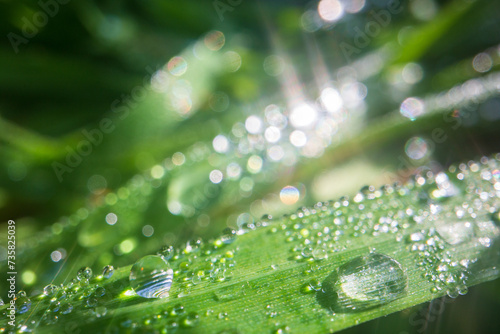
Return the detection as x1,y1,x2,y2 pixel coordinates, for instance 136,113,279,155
4,155,500,333
2,266,113,333
290,154,500,301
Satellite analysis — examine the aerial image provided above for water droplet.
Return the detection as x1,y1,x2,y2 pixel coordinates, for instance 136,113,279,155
43,284,58,297
95,286,106,297
86,298,98,308
76,267,93,281
102,265,114,279
217,312,229,320
60,303,73,314
15,295,31,314
326,253,407,311
274,326,290,334
301,279,322,294
181,312,199,328
53,289,67,301
49,301,60,313
129,255,173,298
157,245,175,260
43,314,58,325
95,306,107,318
221,228,237,244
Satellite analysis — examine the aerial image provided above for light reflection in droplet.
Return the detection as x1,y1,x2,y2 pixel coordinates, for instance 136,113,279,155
226,162,242,179
290,103,318,128
264,126,281,143
209,170,223,184
265,104,287,128
301,10,323,32
402,63,424,84
400,97,425,120
142,225,154,237
280,186,300,205
119,238,136,254
224,51,242,72
268,145,285,161
290,130,307,147
151,165,165,179
245,115,263,134
318,0,344,22
342,0,365,14
150,70,170,93
341,82,367,107
213,135,230,153
106,213,118,225
167,200,182,215
472,53,493,73
240,177,254,192
247,155,263,174
22,270,36,285
263,55,285,77
405,137,429,160
204,31,225,51
172,152,186,166
167,56,187,76
50,250,62,262
321,87,343,113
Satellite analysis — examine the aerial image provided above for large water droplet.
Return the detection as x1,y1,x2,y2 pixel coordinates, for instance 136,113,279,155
15,293,31,314
129,255,173,298
102,265,114,279
323,253,407,311
43,284,58,297
60,303,73,314
76,267,93,281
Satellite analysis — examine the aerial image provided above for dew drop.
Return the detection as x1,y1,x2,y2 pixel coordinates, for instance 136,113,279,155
15,294,31,314
129,255,173,298
221,228,237,244
53,289,67,301
86,297,98,308
329,253,407,311
49,301,60,313
43,284,58,297
76,267,93,281
157,245,175,260
95,306,107,318
102,265,114,279
95,286,106,297
301,279,322,294
43,314,58,325
60,303,73,314
217,312,229,320
181,312,200,328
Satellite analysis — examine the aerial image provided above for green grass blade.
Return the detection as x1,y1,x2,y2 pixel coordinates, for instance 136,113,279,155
3,154,499,333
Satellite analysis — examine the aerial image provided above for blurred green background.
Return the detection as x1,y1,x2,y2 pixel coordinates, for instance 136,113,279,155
1,0,500,333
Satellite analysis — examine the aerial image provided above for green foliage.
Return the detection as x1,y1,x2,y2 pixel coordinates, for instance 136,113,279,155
2,156,500,333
